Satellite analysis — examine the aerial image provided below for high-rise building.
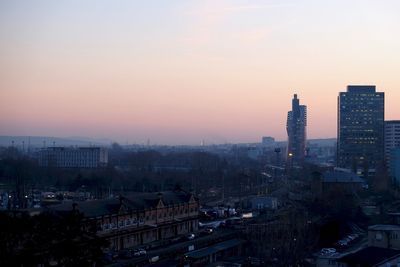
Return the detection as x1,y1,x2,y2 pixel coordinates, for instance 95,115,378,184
390,148,400,186
337,85,384,177
385,121,400,184
286,94,307,166
385,120,400,162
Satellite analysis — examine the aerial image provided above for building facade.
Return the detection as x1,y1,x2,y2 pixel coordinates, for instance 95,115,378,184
249,196,278,210
48,190,199,251
337,85,385,177
385,121,400,184
385,121,400,160
38,147,108,168
286,94,307,166
318,170,366,197
261,136,275,147
337,246,400,267
390,148,400,186
368,224,400,250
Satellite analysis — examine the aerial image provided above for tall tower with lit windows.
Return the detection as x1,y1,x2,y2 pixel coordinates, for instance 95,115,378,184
286,94,307,167
337,85,384,177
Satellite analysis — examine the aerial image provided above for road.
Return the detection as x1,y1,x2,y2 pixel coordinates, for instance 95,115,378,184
106,228,237,267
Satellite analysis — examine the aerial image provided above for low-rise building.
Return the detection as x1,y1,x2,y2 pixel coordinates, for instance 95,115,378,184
316,253,342,267
47,190,199,251
249,196,278,210
313,169,366,198
368,224,400,249
337,247,400,267
184,239,244,267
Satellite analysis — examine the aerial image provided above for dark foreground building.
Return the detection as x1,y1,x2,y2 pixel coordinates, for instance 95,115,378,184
337,85,385,177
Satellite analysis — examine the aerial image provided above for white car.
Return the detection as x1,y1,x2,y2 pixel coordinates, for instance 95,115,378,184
203,228,213,234
187,233,195,240
133,248,146,257
320,248,336,255
149,256,159,263
139,248,147,255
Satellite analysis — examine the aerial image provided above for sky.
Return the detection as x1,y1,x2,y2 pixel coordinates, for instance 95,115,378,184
1,0,400,145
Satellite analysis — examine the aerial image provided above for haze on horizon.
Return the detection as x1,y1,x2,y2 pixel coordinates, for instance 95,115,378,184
1,0,400,145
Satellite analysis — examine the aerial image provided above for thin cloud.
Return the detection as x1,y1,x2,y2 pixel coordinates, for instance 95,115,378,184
180,1,286,48
224,3,295,11
233,27,273,45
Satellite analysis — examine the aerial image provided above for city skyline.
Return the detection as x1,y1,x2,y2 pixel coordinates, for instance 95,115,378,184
1,0,400,145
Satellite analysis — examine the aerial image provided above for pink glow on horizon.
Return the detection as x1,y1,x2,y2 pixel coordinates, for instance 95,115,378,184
1,0,400,144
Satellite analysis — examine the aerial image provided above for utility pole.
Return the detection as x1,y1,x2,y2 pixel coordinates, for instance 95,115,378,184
274,148,281,179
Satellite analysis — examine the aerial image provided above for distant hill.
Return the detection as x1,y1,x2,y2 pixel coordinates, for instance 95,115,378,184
0,136,337,148
0,136,112,147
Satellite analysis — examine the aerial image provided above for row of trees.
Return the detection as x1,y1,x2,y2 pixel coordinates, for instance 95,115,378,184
0,210,108,266
0,145,266,202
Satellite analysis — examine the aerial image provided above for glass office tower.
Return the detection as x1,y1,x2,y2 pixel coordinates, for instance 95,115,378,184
337,85,384,177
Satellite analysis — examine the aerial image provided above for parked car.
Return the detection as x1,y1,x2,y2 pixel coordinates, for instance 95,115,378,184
139,248,147,255
133,248,146,257
203,228,213,234
149,255,160,263
336,239,349,248
133,250,141,257
348,234,359,241
320,248,336,255
247,257,265,266
187,233,195,240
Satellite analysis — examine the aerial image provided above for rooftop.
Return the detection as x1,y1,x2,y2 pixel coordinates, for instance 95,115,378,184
46,190,195,217
322,171,365,184
368,224,400,231
346,85,376,93
185,239,244,259
338,247,400,267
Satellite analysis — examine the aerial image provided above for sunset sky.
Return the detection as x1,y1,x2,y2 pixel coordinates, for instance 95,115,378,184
1,0,400,145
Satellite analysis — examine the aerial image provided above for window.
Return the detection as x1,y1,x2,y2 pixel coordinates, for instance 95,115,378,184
376,233,383,240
